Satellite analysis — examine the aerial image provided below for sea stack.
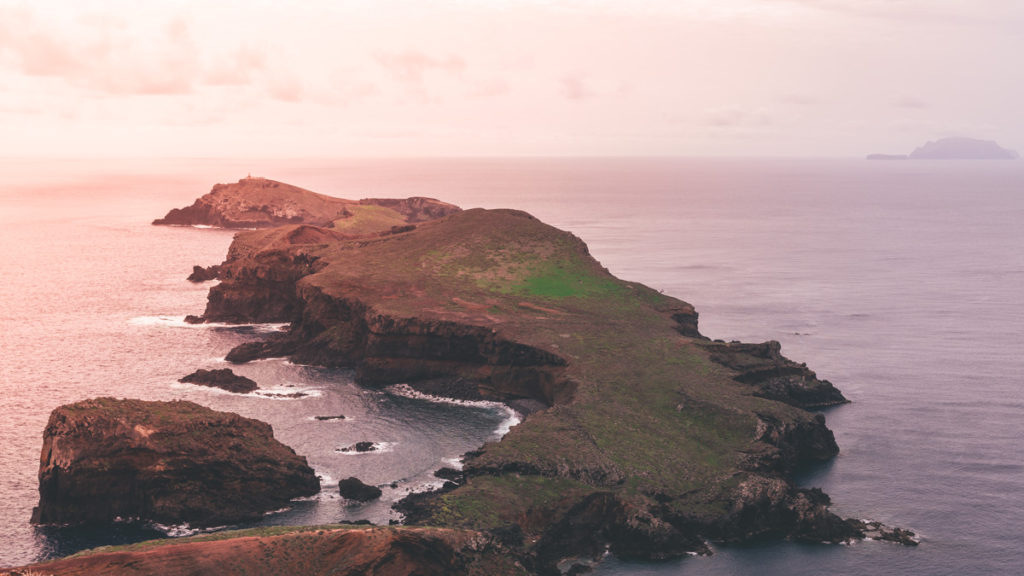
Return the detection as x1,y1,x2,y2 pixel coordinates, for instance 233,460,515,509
31,397,320,527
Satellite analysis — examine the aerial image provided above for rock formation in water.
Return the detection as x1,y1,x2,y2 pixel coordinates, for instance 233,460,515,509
152,176,461,229
175,202,888,572
868,136,1018,160
31,398,320,527
179,368,258,393
338,477,383,502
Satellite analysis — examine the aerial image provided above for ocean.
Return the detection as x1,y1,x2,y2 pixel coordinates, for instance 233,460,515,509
0,157,1021,574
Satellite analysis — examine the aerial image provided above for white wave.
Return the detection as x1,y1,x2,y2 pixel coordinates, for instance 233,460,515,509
385,384,521,440
252,384,323,400
492,410,522,440
128,315,289,333
441,456,464,470
149,521,226,538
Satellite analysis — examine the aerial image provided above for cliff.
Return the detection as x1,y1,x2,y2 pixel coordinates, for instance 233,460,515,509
178,206,876,572
152,176,461,229
31,398,320,528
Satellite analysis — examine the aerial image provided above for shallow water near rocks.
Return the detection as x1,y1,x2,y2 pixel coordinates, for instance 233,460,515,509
1,157,1022,575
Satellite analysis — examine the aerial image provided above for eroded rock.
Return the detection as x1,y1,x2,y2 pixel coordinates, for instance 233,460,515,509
31,398,320,527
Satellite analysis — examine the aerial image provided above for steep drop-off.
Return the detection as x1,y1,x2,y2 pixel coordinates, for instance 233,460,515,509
183,206,876,571
31,398,320,528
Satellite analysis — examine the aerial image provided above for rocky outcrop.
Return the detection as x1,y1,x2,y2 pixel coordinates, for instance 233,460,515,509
31,398,320,527
338,477,383,502
153,176,461,229
179,368,258,393
9,526,528,576
701,340,848,409
187,264,221,282
339,441,377,453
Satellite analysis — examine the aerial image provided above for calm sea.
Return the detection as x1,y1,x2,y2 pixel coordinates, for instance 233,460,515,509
0,157,1021,574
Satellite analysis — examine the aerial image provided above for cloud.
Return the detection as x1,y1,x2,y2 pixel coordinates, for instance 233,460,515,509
560,74,591,101
202,46,267,87
703,107,773,128
374,50,465,85
893,96,928,109
267,73,304,103
467,78,510,99
0,5,197,95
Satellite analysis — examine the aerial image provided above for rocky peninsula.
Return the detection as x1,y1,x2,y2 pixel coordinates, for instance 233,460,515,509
15,180,913,575
178,180,881,566
31,398,320,528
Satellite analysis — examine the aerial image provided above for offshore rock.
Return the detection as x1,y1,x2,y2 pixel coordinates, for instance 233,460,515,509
31,398,320,527
187,264,221,282
179,368,258,393
338,477,383,502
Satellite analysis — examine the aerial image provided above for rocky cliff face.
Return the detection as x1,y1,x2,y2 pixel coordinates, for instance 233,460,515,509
152,177,461,229
177,206,905,571
31,398,320,528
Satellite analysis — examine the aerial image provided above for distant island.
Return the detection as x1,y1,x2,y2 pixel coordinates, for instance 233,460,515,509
868,136,1019,160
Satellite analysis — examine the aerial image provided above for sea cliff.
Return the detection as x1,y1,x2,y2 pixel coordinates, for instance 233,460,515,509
31,398,320,528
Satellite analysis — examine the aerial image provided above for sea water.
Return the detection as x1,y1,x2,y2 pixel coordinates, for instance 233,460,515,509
0,157,1021,574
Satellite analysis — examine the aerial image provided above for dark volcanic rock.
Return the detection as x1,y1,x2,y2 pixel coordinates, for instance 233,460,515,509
700,340,848,409
338,477,383,502
187,264,221,282
179,368,258,393
31,398,320,527
434,467,465,484
337,441,377,453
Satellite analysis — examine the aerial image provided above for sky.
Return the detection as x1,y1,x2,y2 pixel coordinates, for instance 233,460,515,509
0,0,1022,158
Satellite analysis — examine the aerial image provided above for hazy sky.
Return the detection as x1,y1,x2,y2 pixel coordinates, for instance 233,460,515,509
1,0,1021,157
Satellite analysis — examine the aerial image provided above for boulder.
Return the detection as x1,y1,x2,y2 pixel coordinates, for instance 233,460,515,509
31,397,320,527
338,477,383,502
179,368,258,393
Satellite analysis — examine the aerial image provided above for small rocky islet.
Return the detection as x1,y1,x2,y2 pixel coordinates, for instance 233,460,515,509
19,177,915,575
